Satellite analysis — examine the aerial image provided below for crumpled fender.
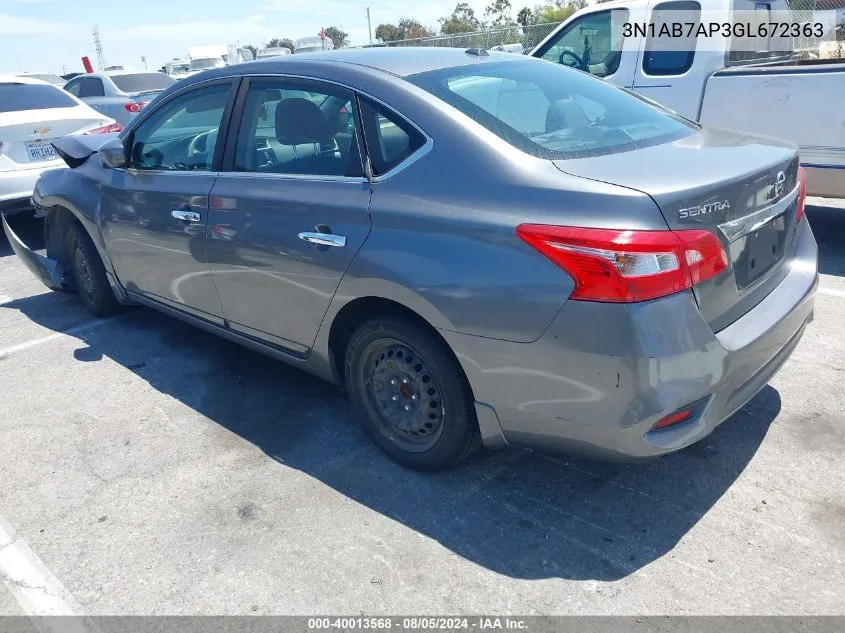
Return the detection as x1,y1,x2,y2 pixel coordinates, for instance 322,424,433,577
1,214,69,291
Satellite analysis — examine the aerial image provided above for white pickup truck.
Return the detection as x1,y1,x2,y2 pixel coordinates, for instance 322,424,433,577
531,0,845,198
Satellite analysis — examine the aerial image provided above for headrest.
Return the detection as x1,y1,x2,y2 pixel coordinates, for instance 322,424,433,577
275,97,332,145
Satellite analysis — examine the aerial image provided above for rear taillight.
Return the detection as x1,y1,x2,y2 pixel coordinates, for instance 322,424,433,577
124,101,148,113
796,166,808,222
515,225,728,303
652,409,692,430
84,123,122,135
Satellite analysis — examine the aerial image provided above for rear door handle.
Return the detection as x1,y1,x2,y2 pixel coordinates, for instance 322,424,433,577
298,232,346,248
171,209,201,223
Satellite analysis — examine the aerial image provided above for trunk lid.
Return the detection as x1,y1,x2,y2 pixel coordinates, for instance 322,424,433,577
0,106,111,171
554,127,801,331
127,89,164,100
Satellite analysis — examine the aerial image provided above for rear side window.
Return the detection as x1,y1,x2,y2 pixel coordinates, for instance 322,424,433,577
642,1,700,76
80,78,105,98
111,73,175,94
358,99,426,176
0,83,77,113
408,60,693,160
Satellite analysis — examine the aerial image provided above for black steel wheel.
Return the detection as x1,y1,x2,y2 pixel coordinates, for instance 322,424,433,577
345,316,481,471
65,224,121,317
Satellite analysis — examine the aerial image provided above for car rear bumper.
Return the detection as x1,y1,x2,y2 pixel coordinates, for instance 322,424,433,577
0,163,64,215
441,219,818,460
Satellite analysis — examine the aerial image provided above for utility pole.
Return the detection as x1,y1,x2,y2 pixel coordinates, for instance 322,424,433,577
93,25,107,70
366,6,373,45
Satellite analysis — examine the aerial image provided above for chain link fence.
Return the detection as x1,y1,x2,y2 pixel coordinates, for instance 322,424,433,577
791,0,845,58
383,22,560,54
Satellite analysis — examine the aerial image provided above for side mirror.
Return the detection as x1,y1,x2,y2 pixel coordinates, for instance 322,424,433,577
99,137,128,169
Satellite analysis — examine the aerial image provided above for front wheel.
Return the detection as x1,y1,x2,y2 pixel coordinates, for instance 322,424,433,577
65,224,122,317
345,316,481,471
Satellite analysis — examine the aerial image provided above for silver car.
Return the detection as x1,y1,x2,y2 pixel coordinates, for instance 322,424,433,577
4,48,817,471
63,71,176,128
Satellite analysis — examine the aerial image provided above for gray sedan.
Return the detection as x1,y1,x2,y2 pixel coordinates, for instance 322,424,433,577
63,71,175,128
4,48,817,471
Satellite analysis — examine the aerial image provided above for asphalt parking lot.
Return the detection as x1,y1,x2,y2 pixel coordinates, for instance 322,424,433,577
0,202,843,616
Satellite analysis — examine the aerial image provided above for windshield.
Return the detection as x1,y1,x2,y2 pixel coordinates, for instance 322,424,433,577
171,64,189,73
407,60,693,160
111,72,175,93
189,58,225,71
0,82,77,113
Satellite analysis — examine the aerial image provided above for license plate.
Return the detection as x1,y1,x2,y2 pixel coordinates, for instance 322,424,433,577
25,141,57,162
736,214,788,290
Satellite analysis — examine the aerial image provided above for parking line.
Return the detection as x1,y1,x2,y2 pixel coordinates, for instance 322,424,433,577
819,287,845,299
0,515,101,632
0,318,114,359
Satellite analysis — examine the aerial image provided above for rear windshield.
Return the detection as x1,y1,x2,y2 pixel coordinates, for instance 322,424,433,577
407,60,694,159
110,73,175,93
0,83,77,113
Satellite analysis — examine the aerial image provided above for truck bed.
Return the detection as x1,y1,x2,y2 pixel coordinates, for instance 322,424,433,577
699,60,845,198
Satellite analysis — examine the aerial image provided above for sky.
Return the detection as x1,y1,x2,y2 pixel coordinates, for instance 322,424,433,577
0,0,498,75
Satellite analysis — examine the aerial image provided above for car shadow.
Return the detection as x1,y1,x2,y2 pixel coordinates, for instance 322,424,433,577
2,287,782,581
807,202,845,277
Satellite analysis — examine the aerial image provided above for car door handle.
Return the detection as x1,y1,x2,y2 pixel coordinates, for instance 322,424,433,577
298,232,346,248
171,210,202,223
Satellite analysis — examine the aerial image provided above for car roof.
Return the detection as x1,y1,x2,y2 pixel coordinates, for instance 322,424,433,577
1,74,52,85
247,47,529,78
15,71,61,77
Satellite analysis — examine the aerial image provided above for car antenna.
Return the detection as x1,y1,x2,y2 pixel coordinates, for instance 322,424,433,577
465,48,489,57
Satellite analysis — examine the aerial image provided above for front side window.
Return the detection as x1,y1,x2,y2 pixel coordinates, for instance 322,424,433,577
129,83,231,171
233,80,362,177
642,1,700,76
408,60,693,160
536,9,629,78
358,99,426,177
0,82,78,113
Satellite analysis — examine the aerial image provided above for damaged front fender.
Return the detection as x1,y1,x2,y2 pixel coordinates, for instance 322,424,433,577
1,214,70,292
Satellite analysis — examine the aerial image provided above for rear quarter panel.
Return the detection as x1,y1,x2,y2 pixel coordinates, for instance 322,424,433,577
311,65,672,343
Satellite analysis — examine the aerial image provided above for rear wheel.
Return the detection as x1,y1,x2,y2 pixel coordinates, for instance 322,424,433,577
345,316,481,471
65,224,121,317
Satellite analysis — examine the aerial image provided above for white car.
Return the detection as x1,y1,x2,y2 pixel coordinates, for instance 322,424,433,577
0,75,119,216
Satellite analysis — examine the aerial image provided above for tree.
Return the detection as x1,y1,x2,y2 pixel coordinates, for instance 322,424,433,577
516,7,533,26
266,37,295,53
325,26,349,48
399,17,435,39
375,23,403,42
533,1,578,24
485,0,515,28
439,2,482,34
244,44,258,60
279,38,295,53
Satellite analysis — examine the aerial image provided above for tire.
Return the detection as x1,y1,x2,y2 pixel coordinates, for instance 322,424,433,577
65,223,122,317
345,316,482,471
